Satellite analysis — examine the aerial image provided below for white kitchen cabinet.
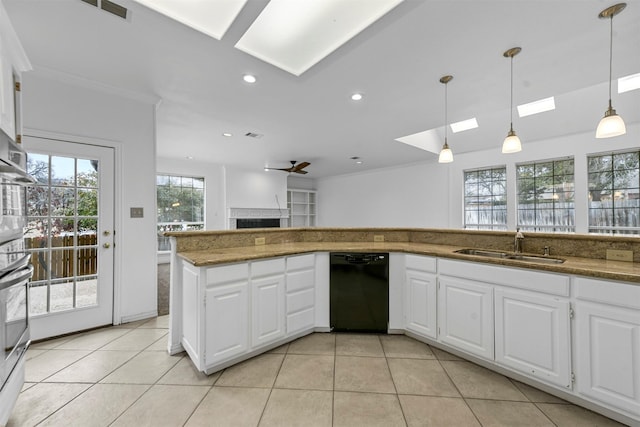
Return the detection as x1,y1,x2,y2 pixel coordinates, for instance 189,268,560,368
0,3,30,140
205,281,250,366
495,288,571,388
575,277,640,418
438,275,494,360
285,254,316,335
251,258,286,348
404,255,437,339
251,275,285,347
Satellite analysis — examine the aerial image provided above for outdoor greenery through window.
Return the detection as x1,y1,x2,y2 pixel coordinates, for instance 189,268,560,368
464,167,507,230
588,150,639,235
516,158,575,232
157,175,205,251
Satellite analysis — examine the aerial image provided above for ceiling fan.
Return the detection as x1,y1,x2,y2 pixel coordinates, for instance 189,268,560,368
266,160,311,174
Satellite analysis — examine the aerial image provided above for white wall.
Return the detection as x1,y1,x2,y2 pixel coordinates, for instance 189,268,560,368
22,71,158,323
156,157,226,230
288,175,316,191
317,161,450,227
225,167,288,213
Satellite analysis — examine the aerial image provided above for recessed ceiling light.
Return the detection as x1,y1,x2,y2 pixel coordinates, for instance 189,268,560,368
243,74,257,83
234,0,404,76
350,156,363,164
450,118,479,133
618,72,640,93
132,0,247,40
517,96,555,118
186,156,194,160
351,93,363,101
222,132,233,137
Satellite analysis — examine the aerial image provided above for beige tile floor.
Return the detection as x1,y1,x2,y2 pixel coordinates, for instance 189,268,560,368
7,316,628,426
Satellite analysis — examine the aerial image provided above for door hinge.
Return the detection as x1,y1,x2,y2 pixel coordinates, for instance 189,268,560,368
571,372,575,384
569,304,574,319
14,82,21,92
15,134,21,144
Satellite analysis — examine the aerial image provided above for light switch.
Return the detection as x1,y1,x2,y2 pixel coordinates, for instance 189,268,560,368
130,207,144,218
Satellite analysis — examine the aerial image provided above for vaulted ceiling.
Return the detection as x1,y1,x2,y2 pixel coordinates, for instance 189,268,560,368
4,0,640,178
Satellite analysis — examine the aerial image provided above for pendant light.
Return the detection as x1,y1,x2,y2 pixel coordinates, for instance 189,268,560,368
596,3,627,139
502,47,522,154
438,75,454,163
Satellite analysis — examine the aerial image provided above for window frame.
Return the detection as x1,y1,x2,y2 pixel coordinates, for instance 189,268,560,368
463,166,507,230
588,149,640,235
515,157,575,233
156,173,206,251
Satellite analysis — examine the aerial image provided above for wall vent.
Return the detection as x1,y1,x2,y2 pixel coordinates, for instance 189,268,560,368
245,132,263,138
80,0,129,20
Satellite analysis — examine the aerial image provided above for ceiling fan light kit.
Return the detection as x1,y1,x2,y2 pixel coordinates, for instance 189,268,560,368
596,3,627,139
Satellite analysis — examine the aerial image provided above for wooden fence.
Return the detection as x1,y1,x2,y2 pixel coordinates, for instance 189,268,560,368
25,235,97,281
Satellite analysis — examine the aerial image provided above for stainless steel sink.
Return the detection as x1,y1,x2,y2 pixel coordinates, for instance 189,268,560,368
454,248,565,264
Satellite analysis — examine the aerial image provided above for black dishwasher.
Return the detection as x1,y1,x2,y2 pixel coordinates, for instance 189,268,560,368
330,253,389,333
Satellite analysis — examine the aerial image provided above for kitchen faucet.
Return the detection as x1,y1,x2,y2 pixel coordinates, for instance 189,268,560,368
514,228,524,253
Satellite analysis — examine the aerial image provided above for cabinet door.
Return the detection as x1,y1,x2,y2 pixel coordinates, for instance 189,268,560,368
205,282,249,366
252,275,285,348
0,41,16,139
438,276,494,360
405,270,437,339
495,288,571,388
576,301,640,415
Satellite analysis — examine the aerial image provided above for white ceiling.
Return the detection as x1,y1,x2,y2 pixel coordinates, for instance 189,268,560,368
4,0,640,178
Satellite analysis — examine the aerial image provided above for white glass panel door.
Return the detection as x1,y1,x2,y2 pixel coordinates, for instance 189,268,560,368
23,136,114,340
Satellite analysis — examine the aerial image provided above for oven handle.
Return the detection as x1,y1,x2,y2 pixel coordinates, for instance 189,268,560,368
0,264,34,291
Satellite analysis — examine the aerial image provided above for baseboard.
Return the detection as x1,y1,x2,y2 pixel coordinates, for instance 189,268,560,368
119,310,158,325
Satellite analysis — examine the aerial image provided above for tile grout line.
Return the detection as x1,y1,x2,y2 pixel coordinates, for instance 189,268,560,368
379,335,409,427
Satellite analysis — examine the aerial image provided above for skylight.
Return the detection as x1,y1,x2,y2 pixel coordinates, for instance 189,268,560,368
618,72,640,93
234,0,404,76
517,97,556,118
450,118,478,133
132,0,247,40
395,129,441,155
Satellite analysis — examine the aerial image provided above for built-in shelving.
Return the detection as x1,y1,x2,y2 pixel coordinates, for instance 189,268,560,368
287,189,316,227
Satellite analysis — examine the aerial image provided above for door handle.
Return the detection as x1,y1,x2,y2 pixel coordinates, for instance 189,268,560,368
103,231,111,236
103,243,111,249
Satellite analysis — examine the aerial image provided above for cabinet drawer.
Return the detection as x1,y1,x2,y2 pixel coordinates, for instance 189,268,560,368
287,288,314,314
574,276,640,310
406,254,437,273
439,258,569,296
251,258,285,278
207,263,249,286
287,269,315,292
287,254,315,272
287,308,314,334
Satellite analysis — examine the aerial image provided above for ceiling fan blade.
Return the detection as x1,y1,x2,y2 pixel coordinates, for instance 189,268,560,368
291,161,310,172
294,169,309,174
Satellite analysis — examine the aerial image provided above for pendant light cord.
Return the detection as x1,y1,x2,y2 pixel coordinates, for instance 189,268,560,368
510,55,514,131
444,81,448,142
608,15,613,108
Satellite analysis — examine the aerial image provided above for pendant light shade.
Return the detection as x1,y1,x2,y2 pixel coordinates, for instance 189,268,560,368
596,3,627,139
438,75,454,164
502,47,522,154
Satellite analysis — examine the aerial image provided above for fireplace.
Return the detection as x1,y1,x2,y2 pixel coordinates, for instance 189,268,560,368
228,208,289,229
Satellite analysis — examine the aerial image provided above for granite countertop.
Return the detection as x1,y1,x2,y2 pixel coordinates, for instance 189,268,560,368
176,241,640,284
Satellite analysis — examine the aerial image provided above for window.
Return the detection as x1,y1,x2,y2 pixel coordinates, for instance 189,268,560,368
588,151,640,235
516,158,575,232
157,174,205,250
464,167,507,230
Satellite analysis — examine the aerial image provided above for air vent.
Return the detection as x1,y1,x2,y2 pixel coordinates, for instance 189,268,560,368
245,132,263,139
80,0,129,20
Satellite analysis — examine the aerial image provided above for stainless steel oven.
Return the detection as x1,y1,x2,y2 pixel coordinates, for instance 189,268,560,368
0,129,35,424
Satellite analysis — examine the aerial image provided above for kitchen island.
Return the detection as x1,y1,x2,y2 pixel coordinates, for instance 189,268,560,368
165,228,640,426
